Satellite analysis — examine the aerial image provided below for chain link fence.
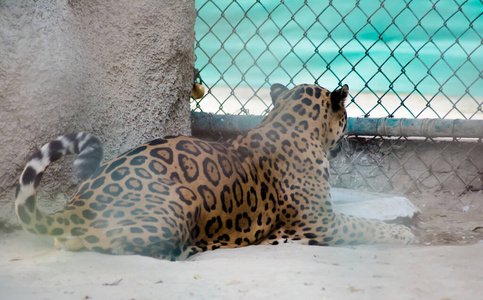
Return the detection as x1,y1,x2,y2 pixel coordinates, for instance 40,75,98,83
192,0,483,196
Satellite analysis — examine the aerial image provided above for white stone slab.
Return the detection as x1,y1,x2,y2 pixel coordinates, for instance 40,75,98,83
331,188,421,221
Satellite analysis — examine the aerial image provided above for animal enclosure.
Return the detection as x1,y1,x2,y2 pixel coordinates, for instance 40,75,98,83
191,0,483,196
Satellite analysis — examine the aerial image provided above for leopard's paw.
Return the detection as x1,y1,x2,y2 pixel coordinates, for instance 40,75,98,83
395,225,415,245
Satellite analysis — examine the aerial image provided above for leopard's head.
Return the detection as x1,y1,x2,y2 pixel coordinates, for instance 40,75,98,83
269,83,348,157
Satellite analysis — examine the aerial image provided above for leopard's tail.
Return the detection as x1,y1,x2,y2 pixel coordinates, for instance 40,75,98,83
15,132,103,234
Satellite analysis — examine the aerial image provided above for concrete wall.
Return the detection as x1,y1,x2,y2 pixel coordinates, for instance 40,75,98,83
0,0,196,227
329,138,483,196
190,114,483,197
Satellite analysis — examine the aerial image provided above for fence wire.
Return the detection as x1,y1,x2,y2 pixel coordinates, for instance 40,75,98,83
192,0,483,195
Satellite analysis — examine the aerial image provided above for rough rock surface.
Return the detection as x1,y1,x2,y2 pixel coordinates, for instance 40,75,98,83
0,0,196,226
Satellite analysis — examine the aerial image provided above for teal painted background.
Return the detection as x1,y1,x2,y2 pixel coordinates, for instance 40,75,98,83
195,0,483,97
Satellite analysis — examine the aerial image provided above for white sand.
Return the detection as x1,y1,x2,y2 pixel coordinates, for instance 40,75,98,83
193,86,483,120
1,230,482,300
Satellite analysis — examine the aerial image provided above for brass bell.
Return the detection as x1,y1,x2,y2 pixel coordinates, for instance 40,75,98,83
191,82,205,99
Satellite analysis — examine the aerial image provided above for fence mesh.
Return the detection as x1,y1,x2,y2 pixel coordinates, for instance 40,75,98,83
192,0,483,195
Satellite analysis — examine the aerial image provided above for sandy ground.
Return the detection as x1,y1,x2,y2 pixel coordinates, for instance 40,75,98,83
0,227,482,300
2,191,483,300
409,192,483,247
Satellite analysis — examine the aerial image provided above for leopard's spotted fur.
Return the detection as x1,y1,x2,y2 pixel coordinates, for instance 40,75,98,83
15,83,414,260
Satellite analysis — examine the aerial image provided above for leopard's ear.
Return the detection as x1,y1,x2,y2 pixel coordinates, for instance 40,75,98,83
270,83,289,105
330,84,349,112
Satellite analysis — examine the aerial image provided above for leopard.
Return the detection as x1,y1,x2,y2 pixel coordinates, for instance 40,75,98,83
15,83,415,260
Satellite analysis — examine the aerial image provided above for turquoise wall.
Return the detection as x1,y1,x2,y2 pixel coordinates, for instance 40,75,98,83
195,0,483,96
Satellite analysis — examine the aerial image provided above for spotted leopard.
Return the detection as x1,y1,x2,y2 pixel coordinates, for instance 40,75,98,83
15,83,414,260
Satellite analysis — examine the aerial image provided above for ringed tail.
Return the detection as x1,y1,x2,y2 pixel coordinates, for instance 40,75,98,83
15,132,103,235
